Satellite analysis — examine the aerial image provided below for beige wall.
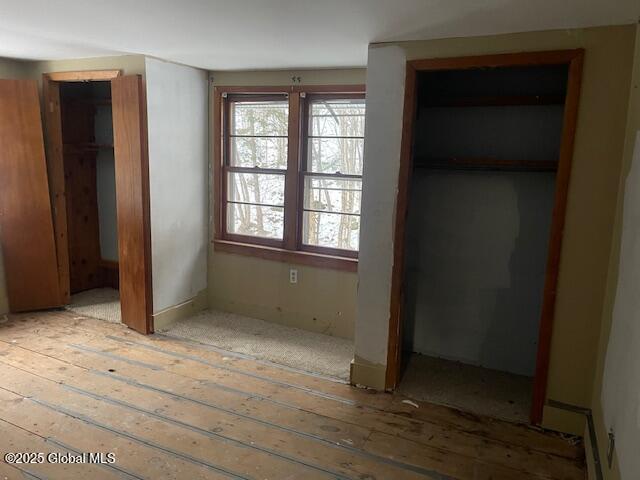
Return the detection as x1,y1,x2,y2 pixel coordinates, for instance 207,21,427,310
208,68,365,340
24,55,145,80
588,24,640,480
0,57,34,315
0,57,29,79
354,25,636,434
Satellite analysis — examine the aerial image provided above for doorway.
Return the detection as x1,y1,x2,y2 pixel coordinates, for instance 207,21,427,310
42,71,153,333
387,50,584,424
0,72,152,332
57,80,121,323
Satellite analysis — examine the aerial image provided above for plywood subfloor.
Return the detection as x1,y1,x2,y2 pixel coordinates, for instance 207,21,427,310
399,354,533,423
0,311,585,480
66,287,121,323
160,309,353,380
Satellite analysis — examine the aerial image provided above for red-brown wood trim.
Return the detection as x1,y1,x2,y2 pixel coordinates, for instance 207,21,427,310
45,70,121,82
284,92,301,249
213,239,357,272
42,75,71,304
409,49,583,71
213,84,366,261
385,62,418,390
299,243,358,259
531,50,584,425
212,87,223,239
297,97,311,251
111,74,153,334
384,50,585,424
214,85,365,95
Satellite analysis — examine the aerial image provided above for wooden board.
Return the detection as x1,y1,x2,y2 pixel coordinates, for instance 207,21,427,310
111,75,153,333
46,70,121,82
0,79,62,312
0,311,587,480
42,78,71,303
63,149,104,292
61,100,104,293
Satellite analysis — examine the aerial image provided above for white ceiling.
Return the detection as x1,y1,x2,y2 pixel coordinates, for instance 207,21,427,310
0,0,638,70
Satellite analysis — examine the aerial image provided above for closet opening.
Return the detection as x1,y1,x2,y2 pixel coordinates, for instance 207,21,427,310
59,80,121,323
387,50,584,424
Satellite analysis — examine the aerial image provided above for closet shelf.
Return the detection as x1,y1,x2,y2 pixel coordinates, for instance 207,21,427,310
63,142,114,151
66,98,112,106
422,94,565,108
414,157,558,172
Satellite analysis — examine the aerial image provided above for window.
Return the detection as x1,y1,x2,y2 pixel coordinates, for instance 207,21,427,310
301,96,365,253
215,87,366,270
224,96,288,243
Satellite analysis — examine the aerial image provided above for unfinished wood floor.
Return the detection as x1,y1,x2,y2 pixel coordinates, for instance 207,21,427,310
0,311,584,480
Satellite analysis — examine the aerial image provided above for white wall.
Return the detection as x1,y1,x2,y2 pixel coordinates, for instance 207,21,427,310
404,171,555,376
354,45,407,370
145,57,209,313
94,104,118,262
601,132,640,480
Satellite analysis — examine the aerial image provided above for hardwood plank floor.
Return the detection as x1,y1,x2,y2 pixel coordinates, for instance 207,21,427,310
0,311,585,480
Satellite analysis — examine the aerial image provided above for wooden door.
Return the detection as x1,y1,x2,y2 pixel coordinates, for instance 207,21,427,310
0,80,63,311
111,75,153,333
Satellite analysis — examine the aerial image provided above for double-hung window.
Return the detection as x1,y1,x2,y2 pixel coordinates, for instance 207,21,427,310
214,86,365,270
301,95,365,256
224,95,289,244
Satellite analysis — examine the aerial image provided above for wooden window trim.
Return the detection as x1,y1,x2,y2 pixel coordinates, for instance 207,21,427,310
213,239,357,272
221,93,288,248
213,85,365,271
298,93,365,259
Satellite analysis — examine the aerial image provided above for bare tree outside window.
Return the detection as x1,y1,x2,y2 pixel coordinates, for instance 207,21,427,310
227,99,288,239
219,89,366,259
302,99,365,251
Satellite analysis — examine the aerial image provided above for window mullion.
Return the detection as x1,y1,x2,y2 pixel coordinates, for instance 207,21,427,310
283,92,301,251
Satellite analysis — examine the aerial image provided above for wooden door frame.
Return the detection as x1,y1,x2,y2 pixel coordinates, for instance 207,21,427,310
43,70,122,304
42,69,154,333
385,49,584,425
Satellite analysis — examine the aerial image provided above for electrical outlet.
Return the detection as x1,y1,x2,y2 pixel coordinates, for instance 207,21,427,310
289,269,298,284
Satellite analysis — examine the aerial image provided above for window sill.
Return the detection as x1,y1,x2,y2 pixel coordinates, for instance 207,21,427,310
213,239,358,273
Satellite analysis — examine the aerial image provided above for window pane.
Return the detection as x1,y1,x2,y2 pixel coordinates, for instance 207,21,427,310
228,203,284,239
303,176,362,214
230,100,288,137
308,137,364,175
230,136,287,169
309,99,365,138
227,172,285,206
302,211,360,251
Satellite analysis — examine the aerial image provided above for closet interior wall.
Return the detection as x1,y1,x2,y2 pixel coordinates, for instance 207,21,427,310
403,65,569,378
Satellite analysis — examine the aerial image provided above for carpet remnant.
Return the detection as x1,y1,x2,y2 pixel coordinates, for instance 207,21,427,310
398,353,533,423
159,309,354,381
66,288,121,324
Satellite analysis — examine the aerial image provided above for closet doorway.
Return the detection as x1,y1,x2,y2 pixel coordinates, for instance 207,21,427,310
43,71,153,333
387,50,584,424
0,72,151,333
56,80,120,321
